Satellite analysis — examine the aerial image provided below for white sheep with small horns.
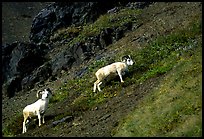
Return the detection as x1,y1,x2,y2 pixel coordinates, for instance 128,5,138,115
22,88,52,134
93,55,134,92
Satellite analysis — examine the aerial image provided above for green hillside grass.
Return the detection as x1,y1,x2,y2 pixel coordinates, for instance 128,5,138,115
50,8,141,46
113,45,202,136
50,13,202,137
112,20,202,137
2,5,202,137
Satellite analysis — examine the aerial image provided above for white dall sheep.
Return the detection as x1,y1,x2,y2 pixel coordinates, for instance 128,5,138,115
93,55,134,92
22,88,52,134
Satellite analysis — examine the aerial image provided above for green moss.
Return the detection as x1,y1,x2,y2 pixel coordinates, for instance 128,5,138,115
111,15,202,137
2,112,23,137
50,15,202,118
50,26,81,42
112,42,202,137
82,8,141,37
50,8,141,47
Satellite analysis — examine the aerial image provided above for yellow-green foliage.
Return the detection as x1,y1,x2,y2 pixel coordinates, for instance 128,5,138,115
131,17,201,81
3,5,201,137
112,16,202,137
50,26,81,42
82,8,141,37
50,15,202,117
75,8,140,45
2,112,23,137
50,8,141,46
113,45,202,137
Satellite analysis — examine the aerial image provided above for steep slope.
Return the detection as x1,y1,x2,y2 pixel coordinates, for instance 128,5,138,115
2,2,135,98
2,2,202,137
2,2,52,44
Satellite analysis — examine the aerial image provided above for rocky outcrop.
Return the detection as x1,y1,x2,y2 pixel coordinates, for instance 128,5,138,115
2,2,152,98
2,42,48,97
1,15,134,98
21,62,52,90
126,2,153,9
29,2,129,44
2,75,22,98
2,42,46,82
49,22,134,76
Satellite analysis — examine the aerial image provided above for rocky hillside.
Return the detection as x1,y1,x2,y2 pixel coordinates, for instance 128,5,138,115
2,2,202,137
2,1,136,98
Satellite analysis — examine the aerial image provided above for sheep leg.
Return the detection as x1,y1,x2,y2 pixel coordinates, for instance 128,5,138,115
93,81,97,92
37,112,41,126
22,121,26,133
97,82,102,92
22,118,28,133
22,114,28,133
117,70,124,83
94,80,101,92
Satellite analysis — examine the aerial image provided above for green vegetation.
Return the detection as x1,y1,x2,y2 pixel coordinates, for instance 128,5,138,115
2,4,202,137
50,8,141,46
112,18,202,137
127,17,201,84
50,26,81,42
47,12,202,137
113,45,202,137
82,8,141,37
2,112,23,137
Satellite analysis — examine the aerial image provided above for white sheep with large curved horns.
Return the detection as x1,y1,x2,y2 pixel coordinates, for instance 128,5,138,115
93,55,134,92
22,88,52,134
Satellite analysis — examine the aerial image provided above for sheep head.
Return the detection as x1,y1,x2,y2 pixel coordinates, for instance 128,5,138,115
122,55,134,65
41,88,52,100
36,88,52,99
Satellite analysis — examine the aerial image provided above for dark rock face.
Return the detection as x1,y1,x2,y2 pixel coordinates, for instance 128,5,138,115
2,42,45,83
21,62,52,91
49,22,134,77
2,42,48,97
2,42,18,83
2,2,152,98
2,75,22,98
30,2,127,44
50,50,76,76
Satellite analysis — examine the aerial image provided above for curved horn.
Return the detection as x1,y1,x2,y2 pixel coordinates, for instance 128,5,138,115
122,55,128,62
36,90,42,98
